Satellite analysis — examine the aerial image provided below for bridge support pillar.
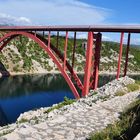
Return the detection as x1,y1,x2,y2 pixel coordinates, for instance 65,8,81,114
82,32,93,97
64,31,68,71
43,31,45,38
48,31,51,48
56,31,59,49
72,32,76,70
93,33,102,89
124,33,131,76
116,32,124,80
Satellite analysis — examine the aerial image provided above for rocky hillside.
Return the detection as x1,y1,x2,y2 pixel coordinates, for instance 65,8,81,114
100,41,140,73
0,34,140,75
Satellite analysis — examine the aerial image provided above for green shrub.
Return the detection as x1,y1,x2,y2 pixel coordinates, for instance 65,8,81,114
44,97,75,114
89,99,140,140
13,65,20,72
0,129,13,137
135,80,140,85
77,66,82,72
115,90,126,96
47,66,53,71
92,91,98,95
17,118,28,124
126,83,139,92
99,95,110,101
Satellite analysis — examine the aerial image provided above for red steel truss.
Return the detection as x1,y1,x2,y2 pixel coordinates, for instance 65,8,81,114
0,25,139,98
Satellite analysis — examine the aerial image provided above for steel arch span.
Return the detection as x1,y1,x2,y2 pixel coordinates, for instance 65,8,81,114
0,31,81,99
0,25,139,99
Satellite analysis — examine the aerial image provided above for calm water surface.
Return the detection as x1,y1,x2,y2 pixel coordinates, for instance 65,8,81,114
0,74,139,126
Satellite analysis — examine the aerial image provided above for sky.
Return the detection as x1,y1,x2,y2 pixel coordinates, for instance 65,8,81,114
0,0,140,43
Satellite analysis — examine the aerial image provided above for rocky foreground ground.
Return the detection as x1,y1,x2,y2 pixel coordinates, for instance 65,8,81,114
0,76,140,140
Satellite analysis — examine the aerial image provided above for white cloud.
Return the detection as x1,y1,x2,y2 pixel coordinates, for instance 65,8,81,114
76,33,88,39
0,0,111,25
102,35,111,41
0,13,32,25
121,23,140,25
131,38,140,45
15,17,31,24
41,0,110,25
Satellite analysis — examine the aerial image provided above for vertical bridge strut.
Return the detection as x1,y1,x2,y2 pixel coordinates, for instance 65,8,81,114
116,32,124,79
0,26,139,99
82,32,102,97
92,33,102,90
124,33,131,76
82,32,93,97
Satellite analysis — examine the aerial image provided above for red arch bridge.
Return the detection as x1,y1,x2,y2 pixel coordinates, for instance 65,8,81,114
0,25,140,99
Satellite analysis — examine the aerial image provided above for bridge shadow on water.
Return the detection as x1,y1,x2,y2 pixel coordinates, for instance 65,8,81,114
0,61,10,77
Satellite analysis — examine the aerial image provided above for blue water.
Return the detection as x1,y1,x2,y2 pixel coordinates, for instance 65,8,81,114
0,74,139,126
0,91,74,124
0,74,74,126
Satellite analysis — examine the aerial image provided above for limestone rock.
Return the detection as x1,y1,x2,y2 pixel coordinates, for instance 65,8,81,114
134,133,140,140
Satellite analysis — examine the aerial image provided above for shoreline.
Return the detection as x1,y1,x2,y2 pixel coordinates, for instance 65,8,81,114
0,76,139,139
1,71,140,77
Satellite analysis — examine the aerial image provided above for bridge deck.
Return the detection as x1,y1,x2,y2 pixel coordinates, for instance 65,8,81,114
0,25,140,33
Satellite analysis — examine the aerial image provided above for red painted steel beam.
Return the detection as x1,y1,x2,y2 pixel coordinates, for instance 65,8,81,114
0,35,18,51
43,31,45,38
124,33,131,76
1,25,140,33
64,31,68,71
36,33,83,90
93,33,102,89
56,31,59,49
2,32,83,90
35,30,37,37
116,32,124,80
82,32,93,97
48,31,51,48
0,31,80,99
72,32,76,69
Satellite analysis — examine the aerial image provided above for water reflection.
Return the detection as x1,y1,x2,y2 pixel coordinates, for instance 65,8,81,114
0,61,10,77
0,74,70,99
0,74,139,126
0,74,74,125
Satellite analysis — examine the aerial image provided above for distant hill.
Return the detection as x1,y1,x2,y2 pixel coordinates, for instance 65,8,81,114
0,23,14,26
0,34,140,75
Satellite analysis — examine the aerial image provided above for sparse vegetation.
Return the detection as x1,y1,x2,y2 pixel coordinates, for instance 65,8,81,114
88,99,140,140
99,95,110,101
115,90,126,96
92,91,98,95
135,80,140,85
31,116,39,124
0,34,140,73
0,129,13,137
14,97,75,126
126,83,139,92
17,118,28,124
44,96,75,114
